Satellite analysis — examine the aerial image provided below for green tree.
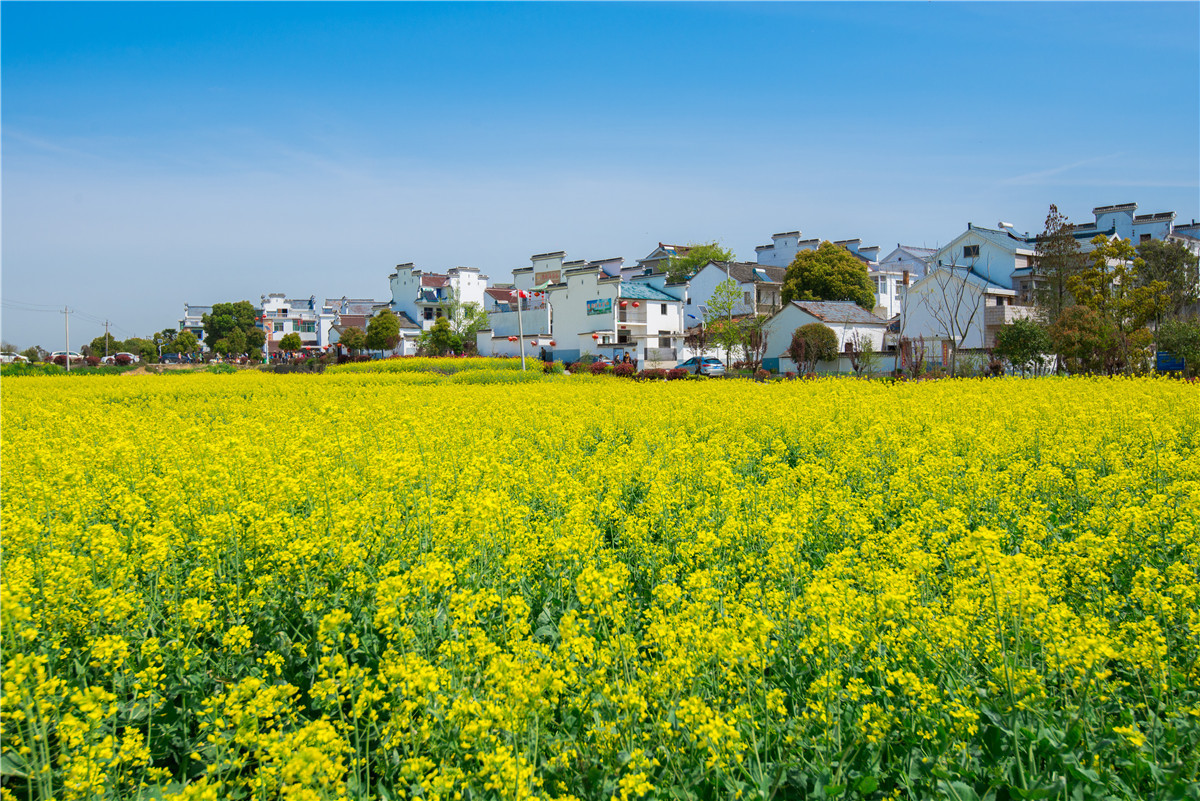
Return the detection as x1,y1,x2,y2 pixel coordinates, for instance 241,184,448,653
365,310,402,353
1032,204,1086,325
21,346,44,363
89,333,122,358
442,288,491,342
152,329,177,357
1069,236,1166,373
174,331,200,357
705,279,744,368
1135,239,1199,320
993,317,1051,377
787,323,837,375
1156,316,1200,378
419,316,462,356
781,241,874,310
202,301,259,352
1050,305,1119,375
665,242,735,283
123,337,158,363
278,332,303,360
339,326,366,356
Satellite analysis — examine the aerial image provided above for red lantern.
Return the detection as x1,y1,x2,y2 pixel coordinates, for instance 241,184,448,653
549,340,556,346
632,301,640,308
591,333,600,341
620,300,628,308
508,336,517,342
531,340,539,346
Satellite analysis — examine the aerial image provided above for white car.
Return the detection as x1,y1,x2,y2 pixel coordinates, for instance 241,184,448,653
1,352,29,364
50,351,84,363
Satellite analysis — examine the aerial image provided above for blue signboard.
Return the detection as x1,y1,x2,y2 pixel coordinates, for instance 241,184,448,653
587,298,612,316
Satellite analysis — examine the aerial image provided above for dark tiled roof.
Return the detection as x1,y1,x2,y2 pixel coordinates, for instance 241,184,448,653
707,261,786,284
1134,212,1175,222
421,275,449,288
1094,203,1137,213
790,300,887,325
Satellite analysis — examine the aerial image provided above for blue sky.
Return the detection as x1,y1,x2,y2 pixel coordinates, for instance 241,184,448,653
3,2,1198,350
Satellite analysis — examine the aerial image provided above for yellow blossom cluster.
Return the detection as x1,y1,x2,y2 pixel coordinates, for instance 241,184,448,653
2,372,1198,799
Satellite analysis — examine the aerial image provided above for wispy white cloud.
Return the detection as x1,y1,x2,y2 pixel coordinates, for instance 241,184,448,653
1000,153,1123,186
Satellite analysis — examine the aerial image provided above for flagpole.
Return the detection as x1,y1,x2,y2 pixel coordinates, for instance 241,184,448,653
516,292,526,371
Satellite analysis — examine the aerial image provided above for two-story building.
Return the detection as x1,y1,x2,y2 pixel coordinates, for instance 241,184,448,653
872,246,934,318
258,294,339,354
476,251,686,366
388,264,488,331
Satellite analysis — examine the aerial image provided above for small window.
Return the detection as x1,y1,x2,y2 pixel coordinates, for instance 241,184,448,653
1140,233,1152,242
963,245,980,258
658,330,671,348
660,303,668,314
423,308,434,320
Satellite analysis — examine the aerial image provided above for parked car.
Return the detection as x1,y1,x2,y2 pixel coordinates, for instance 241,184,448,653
594,356,615,367
50,351,85,364
114,352,140,364
676,356,726,376
100,355,116,365
1,352,29,364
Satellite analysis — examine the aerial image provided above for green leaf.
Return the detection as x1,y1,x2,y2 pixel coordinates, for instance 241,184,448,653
0,750,30,779
937,780,980,801
856,775,879,794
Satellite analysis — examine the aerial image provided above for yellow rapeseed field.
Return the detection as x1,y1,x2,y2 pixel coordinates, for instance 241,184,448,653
2,373,1198,801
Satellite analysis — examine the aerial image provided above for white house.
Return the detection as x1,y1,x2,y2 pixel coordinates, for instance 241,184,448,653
873,246,934,319
388,264,488,331
761,300,890,374
258,294,339,355
476,252,686,366
685,261,786,321
178,304,211,345
755,230,880,270
900,267,1025,370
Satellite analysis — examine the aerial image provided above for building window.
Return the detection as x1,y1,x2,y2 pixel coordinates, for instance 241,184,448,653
299,321,316,333
424,308,434,320
1140,233,1152,242
659,330,671,348
660,303,667,314
744,291,753,305
963,245,980,258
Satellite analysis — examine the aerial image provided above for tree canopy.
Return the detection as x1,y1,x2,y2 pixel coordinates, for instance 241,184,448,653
365,310,402,353
993,317,1051,377
665,242,735,283
339,326,366,355
780,241,874,310
202,302,264,353
787,323,838,374
1032,204,1086,325
419,317,462,356
1135,239,1199,320
278,332,304,357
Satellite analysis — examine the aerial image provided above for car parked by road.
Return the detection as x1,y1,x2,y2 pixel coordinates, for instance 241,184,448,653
1,352,29,364
676,356,726,376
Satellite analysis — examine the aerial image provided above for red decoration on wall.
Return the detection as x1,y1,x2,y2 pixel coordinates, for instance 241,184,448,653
632,301,640,308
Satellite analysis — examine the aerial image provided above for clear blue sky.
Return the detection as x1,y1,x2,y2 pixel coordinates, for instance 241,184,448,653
3,2,1198,350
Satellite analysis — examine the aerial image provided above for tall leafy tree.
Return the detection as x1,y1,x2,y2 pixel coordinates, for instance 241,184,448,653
787,323,837,374
1135,239,1199,320
780,241,874,310
665,242,735,283
993,317,1051,377
365,310,402,353
339,326,366,356
419,317,462,356
89,333,122,358
278,332,303,360
202,301,260,352
1069,236,1166,373
1032,204,1086,325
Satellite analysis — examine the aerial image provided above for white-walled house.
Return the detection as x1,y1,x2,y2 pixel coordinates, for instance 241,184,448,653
258,294,338,354
761,300,890,374
900,267,1025,369
755,230,880,270
388,264,488,331
686,261,786,321
873,246,934,319
178,304,211,346
476,252,686,366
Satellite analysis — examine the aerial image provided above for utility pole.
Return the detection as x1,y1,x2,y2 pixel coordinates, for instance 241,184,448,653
61,307,71,372
104,320,111,357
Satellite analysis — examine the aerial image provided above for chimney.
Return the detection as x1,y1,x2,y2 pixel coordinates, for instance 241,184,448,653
903,270,910,286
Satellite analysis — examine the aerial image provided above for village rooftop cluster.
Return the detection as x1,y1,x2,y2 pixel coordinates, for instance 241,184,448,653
168,201,1200,374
